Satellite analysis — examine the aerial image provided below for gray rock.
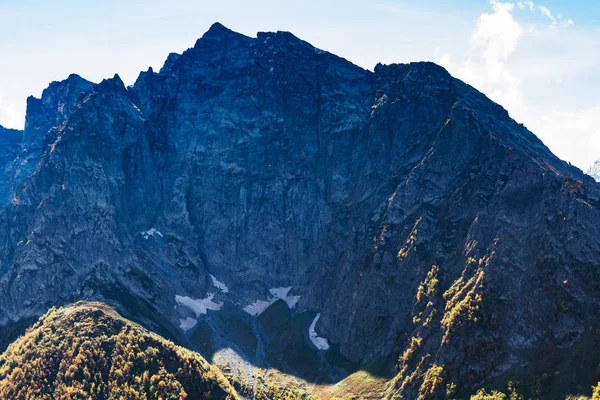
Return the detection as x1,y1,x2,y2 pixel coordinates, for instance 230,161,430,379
0,125,23,203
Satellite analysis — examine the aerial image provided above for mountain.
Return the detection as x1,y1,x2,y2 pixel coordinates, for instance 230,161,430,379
1,22,600,398
588,160,600,182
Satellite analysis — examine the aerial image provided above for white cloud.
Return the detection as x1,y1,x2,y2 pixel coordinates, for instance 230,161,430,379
562,18,574,28
472,2,523,61
0,92,24,130
517,0,574,28
531,107,600,171
449,0,574,121
538,6,557,26
434,47,453,71
434,0,600,171
536,7,572,28
437,1,527,122
517,0,534,11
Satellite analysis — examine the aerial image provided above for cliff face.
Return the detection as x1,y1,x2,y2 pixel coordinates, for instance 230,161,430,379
1,23,600,397
0,125,23,203
23,73,94,153
0,75,93,206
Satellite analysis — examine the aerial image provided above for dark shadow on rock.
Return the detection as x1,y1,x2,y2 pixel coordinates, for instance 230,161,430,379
177,299,395,385
0,317,37,353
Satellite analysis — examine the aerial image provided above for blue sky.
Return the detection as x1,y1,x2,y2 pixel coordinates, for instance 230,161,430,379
0,0,598,170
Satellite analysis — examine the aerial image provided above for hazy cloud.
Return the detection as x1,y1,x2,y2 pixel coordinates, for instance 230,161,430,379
518,0,574,28
517,0,534,12
535,107,600,169
437,1,527,121
435,0,599,171
538,6,557,25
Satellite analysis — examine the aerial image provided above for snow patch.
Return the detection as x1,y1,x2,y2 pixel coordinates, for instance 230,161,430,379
242,286,300,316
179,317,197,332
269,287,300,309
141,228,163,240
131,102,142,113
210,274,229,293
175,294,222,316
242,300,273,316
309,313,330,351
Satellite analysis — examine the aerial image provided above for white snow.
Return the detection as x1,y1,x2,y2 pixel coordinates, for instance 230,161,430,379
131,102,142,113
210,274,229,293
242,286,300,316
309,313,330,351
269,287,300,309
587,160,600,182
178,317,198,332
141,228,163,240
175,294,223,317
242,299,273,316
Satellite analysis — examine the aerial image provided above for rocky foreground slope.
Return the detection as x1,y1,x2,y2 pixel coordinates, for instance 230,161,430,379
1,23,600,398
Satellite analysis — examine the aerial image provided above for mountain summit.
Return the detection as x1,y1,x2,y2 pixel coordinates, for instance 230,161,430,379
1,23,600,398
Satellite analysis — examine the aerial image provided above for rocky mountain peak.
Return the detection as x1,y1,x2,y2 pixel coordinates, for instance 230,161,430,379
194,21,249,48
203,21,234,37
24,73,94,151
588,160,600,182
159,52,181,74
96,73,127,93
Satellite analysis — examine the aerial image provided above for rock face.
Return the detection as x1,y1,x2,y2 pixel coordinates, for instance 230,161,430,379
0,125,23,203
0,75,93,206
23,73,94,154
19,74,94,182
1,23,600,397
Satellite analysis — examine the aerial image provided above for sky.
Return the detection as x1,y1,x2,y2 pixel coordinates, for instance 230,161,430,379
0,0,599,171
